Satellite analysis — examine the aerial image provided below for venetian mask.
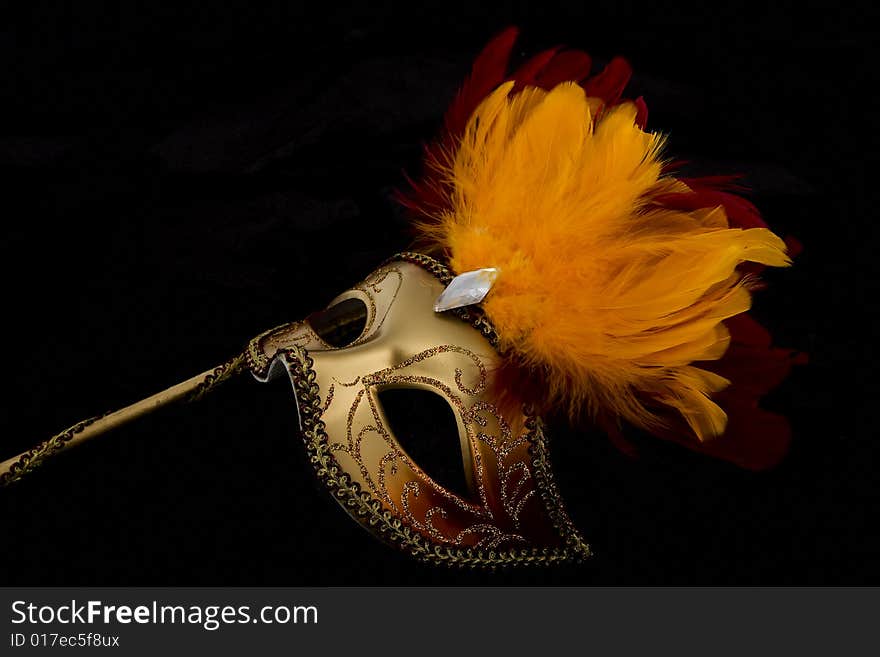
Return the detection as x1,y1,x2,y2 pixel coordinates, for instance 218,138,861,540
246,253,591,567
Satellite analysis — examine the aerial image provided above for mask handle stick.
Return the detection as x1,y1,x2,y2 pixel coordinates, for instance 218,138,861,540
0,352,247,488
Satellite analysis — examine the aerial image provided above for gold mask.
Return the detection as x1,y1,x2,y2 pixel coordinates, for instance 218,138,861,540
246,253,590,567
0,252,589,568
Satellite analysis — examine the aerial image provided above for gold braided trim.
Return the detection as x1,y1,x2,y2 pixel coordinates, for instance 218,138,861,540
2,352,248,489
0,414,107,488
187,352,248,402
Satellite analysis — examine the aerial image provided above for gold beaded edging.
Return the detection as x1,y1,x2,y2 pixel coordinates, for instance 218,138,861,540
285,251,591,568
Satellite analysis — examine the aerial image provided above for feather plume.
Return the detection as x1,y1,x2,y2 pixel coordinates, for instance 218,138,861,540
399,29,804,466
413,81,791,440
396,27,637,226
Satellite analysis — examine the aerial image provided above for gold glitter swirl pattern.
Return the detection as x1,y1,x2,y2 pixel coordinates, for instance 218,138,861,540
247,321,324,377
400,481,447,542
320,384,335,413
282,343,590,568
362,344,487,394
464,401,533,526
349,267,404,346
359,375,489,519
332,375,361,387
326,342,550,546
454,524,526,550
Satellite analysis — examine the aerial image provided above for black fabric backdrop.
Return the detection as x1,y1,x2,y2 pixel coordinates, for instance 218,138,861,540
1,1,875,584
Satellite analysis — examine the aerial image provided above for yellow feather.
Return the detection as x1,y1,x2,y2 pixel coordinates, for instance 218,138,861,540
421,82,791,440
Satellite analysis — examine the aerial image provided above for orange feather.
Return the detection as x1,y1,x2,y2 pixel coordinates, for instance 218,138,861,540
414,81,791,440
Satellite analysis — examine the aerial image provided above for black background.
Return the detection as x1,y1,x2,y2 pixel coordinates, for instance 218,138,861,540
1,1,875,585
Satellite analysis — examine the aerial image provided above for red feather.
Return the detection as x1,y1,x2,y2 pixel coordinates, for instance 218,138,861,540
582,56,632,107
634,96,649,128
398,28,639,224
442,27,519,147
511,48,561,88
534,49,592,87
649,175,806,468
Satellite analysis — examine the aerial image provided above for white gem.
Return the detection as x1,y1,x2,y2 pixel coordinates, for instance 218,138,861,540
434,268,499,312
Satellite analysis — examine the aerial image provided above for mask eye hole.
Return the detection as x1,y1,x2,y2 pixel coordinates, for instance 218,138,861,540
307,297,368,348
378,388,473,501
